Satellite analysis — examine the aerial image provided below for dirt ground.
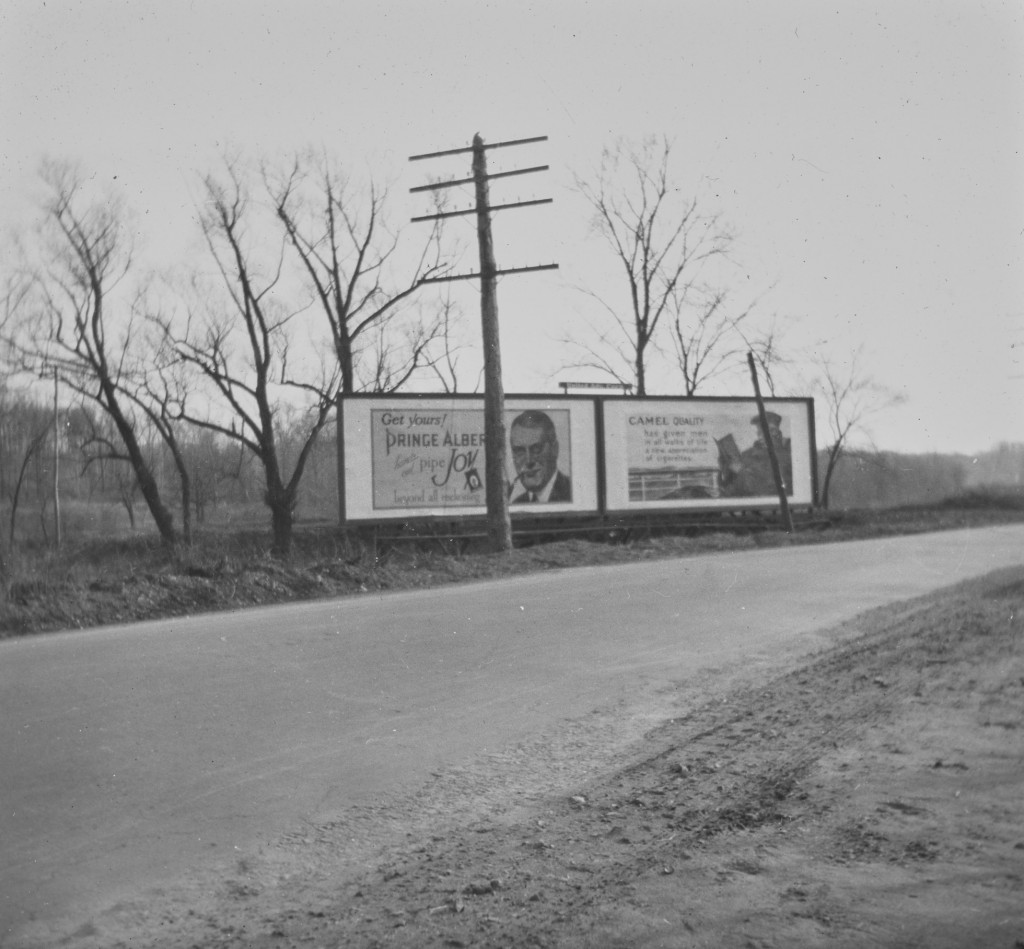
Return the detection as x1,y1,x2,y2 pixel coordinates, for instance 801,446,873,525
29,562,1023,949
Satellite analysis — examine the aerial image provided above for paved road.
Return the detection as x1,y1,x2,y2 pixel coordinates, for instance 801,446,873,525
2,525,1022,943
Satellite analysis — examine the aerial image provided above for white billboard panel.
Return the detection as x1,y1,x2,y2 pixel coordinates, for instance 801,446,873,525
341,396,598,521
601,398,815,511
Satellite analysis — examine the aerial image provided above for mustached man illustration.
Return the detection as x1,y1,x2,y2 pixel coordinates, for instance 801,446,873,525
507,410,572,503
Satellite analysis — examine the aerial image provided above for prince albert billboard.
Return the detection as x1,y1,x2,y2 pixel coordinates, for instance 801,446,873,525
338,395,814,521
339,397,599,521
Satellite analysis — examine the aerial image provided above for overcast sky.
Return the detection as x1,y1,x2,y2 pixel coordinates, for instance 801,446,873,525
2,0,1022,455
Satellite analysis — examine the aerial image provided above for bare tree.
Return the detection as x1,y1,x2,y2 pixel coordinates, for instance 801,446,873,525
0,291,17,587
119,308,199,543
8,422,52,547
172,163,338,556
0,391,53,554
75,405,141,521
740,312,793,397
669,289,757,395
812,346,907,509
269,154,450,395
573,136,733,395
8,163,179,545
426,291,477,393
174,427,237,526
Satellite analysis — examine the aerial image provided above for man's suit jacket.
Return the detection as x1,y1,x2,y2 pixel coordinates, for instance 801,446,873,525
548,470,572,502
511,469,572,503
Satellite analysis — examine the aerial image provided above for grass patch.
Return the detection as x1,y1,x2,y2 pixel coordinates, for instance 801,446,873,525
2,491,1023,638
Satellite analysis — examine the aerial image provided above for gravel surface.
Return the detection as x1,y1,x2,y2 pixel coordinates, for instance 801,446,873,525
15,564,1023,949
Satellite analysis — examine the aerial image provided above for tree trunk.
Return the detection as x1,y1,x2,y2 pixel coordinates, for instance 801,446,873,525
9,424,51,549
635,345,646,397
821,443,843,510
267,488,295,558
125,443,176,541
180,474,193,544
121,495,136,529
165,441,193,544
338,332,355,396
264,448,296,557
99,382,178,546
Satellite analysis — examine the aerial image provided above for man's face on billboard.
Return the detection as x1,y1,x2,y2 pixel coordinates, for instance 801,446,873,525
510,424,558,491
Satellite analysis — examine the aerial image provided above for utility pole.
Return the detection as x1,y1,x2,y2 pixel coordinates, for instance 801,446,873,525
410,134,557,553
470,135,510,552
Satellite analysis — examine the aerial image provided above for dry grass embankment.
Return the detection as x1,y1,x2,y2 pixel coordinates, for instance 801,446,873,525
2,488,1023,638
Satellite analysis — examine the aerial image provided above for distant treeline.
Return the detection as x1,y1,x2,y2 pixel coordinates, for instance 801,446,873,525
3,383,1022,547
822,442,1024,509
0,396,340,547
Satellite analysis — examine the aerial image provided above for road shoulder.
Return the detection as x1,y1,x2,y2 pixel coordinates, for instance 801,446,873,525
15,566,1024,949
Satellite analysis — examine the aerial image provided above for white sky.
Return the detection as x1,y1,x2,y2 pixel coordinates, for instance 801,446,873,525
2,0,1022,455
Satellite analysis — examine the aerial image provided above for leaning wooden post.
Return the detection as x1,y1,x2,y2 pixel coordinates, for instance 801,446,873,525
747,352,794,533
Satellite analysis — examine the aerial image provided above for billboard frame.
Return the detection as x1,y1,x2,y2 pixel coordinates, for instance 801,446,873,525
338,392,600,525
597,394,818,516
338,392,817,526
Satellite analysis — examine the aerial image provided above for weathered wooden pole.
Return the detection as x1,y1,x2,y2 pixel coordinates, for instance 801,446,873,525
472,134,513,552
409,134,555,552
747,351,794,533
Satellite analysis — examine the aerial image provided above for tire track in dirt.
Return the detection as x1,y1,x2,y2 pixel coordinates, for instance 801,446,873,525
28,565,1022,949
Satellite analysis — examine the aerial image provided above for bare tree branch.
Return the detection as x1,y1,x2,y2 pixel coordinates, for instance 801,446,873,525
172,160,338,555
269,152,452,395
811,345,907,508
573,136,734,395
6,163,179,545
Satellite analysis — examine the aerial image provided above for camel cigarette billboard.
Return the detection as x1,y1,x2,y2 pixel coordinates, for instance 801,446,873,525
340,396,599,521
601,397,816,511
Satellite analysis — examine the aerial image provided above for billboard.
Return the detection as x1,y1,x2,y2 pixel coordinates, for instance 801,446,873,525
601,398,816,511
340,396,599,521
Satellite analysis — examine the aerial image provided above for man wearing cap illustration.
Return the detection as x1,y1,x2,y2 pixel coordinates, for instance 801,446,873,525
719,411,793,497
508,410,572,503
